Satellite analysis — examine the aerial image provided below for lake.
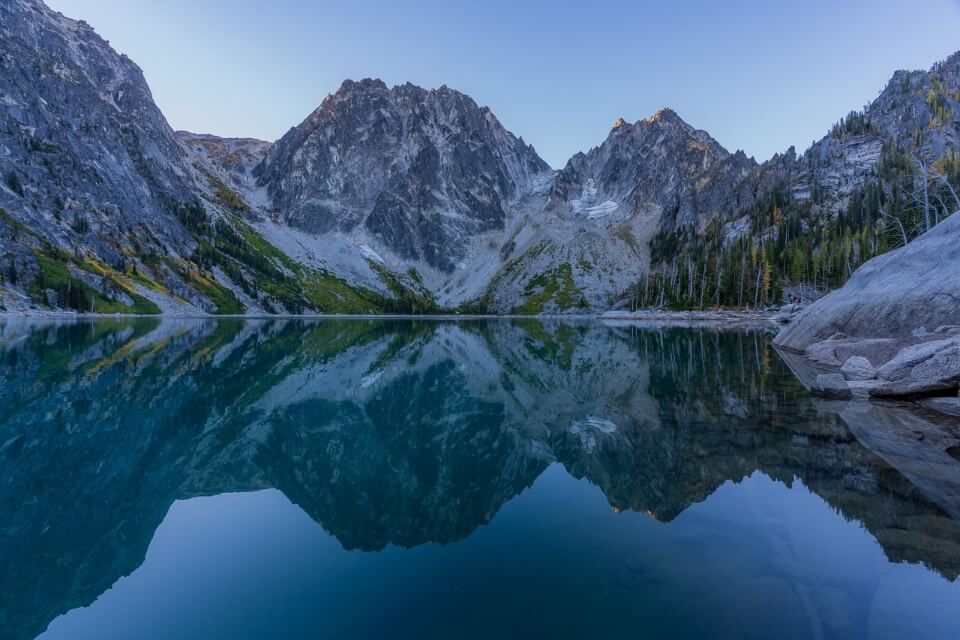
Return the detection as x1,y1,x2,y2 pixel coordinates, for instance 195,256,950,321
2,318,959,640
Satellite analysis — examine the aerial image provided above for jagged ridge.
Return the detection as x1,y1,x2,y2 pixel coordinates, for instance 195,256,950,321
2,0,960,315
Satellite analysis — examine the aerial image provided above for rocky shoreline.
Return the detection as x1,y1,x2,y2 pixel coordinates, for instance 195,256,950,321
599,309,774,322
0,307,777,322
777,328,960,410
772,211,960,419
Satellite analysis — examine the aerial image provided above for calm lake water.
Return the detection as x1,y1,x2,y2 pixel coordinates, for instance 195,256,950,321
2,318,960,640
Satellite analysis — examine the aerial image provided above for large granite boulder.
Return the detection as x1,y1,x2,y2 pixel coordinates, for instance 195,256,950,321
870,348,960,399
876,338,960,381
814,373,853,399
840,356,877,381
774,211,960,353
804,335,899,368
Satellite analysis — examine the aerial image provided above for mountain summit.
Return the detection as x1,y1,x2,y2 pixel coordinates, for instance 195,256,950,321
2,0,960,315
254,79,550,272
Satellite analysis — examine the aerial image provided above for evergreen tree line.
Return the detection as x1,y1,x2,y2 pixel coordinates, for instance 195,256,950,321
625,144,959,311
33,267,92,312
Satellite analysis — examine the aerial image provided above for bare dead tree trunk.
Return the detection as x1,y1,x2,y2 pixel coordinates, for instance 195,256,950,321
737,252,746,307
933,193,947,226
715,259,722,306
699,257,707,308
913,155,932,232
753,263,762,308
934,171,960,212
883,211,909,247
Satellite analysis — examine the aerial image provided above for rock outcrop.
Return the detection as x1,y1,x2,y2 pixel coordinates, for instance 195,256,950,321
3,0,960,315
774,212,960,407
871,345,960,399
813,373,853,399
0,0,201,277
840,356,877,381
177,131,271,194
774,211,960,353
253,79,550,273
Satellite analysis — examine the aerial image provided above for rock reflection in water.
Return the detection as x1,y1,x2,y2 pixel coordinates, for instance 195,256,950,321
1,318,959,640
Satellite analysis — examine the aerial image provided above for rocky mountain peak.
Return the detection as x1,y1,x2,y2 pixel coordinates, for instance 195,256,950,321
252,79,550,272
3,0,960,318
608,108,690,136
0,0,199,268
546,104,744,231
647,106,682,124
337,77,388,93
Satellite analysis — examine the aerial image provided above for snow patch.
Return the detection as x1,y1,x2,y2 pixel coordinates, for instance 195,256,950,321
359,370,384,389
569,416,617,453
585,200,619,220
569,179,599,214
358,244,385,265
528,173,556,194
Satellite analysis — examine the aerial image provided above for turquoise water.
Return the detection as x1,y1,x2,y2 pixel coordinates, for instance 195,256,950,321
1,319,959,640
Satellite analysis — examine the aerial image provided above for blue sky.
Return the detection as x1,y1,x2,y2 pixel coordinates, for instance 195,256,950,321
46,0,960,168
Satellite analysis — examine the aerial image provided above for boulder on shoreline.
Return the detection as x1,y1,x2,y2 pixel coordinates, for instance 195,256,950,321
869,347,960,399
870,378,958,400
840,356,877,381
773,212,960,408
773,212,960,354
804,335,899,368
876,339,959,381
814,373,853,399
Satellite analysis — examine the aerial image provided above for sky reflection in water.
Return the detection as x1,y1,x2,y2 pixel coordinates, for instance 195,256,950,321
1,318,958,640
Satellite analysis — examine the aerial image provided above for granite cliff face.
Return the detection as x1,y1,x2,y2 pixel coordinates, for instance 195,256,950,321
547,109,758,231
0,0,200,292
254,79,550,272
177,131,271,194
1,0,959,315
788,54,960,213
480,110,761,311
774,210,960,352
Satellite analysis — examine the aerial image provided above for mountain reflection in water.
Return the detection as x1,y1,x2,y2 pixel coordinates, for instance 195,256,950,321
1,318,959,640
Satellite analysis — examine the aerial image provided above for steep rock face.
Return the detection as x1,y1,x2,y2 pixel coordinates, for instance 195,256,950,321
547,109,758,231
773,211,960,352
870,57,960,153
177,131,271,195
0,0,198,264
0,0,276,315
0,0,413,316
254,80,550,272
481,111,761,312
2,0,959,315
790,54,960,212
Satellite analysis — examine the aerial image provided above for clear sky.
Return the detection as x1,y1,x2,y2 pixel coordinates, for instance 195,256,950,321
45,0,960,168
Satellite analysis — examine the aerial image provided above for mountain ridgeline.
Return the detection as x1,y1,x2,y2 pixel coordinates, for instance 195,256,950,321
1,0,959,315
255,79,549,273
